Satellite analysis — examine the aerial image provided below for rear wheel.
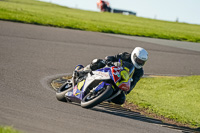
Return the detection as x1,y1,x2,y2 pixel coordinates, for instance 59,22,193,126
56,81,73,102
81,85,113,108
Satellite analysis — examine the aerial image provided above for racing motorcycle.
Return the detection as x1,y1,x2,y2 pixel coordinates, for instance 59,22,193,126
56,59,135,108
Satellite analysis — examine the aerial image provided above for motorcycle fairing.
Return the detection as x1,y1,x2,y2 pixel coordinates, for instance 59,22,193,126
96,65,130,91
82,71,110,92
116,69,131,91
65,71,111,103
111,66,123,83
73,85,84,102
93,81,111,93
65,81,86,103
93,81,104,93
77,80,85,90
65,85,83,103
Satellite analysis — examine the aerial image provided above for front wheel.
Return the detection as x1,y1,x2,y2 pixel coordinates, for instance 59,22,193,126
56,81,73,102
81,85,113,108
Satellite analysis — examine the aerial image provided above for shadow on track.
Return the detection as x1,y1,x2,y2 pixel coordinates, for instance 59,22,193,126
91,102,200,133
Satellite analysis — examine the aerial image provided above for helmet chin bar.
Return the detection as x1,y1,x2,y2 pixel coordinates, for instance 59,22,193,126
132,59,141,69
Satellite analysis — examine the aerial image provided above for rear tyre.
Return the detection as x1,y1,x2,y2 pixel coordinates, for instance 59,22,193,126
81,85,113,108
56,81,73,102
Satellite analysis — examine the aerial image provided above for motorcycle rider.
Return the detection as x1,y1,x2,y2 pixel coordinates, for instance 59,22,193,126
75,47,148,105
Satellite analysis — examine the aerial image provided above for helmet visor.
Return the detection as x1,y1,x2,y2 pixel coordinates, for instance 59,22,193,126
134,54,146,66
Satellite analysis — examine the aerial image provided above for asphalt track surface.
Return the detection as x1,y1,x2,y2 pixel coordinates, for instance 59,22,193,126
0,21,200,133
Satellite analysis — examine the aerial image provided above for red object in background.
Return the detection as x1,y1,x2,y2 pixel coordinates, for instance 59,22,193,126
97,0,110,12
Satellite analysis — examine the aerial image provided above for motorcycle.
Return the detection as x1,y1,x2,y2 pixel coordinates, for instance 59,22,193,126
56,59,135,108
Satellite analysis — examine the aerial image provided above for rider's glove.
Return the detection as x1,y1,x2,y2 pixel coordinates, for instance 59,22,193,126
105,56,115,66
105,56,114,62
105,60,113,66
90,59,106,70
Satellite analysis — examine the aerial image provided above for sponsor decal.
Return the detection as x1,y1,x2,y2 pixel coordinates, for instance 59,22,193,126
97,71,109,78
112,66,123,82
73,85,78,95
118,80,131,91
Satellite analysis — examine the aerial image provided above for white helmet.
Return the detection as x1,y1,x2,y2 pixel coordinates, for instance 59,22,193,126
131,47,148,69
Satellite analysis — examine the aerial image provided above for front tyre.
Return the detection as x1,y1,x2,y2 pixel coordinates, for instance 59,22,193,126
56,81,73,102
81,85,113,108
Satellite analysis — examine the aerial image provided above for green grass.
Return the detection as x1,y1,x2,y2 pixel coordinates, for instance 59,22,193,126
126,76,200,127
0,0,200,42
0,126,21,133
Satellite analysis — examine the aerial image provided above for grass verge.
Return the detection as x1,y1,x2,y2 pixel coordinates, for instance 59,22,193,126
0,126,21,133
126,76,200,128
0,0,200,42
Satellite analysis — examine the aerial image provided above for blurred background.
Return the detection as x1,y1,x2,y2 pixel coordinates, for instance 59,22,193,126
39,0,200,25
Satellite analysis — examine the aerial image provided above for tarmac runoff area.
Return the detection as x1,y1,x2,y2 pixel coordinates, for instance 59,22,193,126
107,34,200,52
